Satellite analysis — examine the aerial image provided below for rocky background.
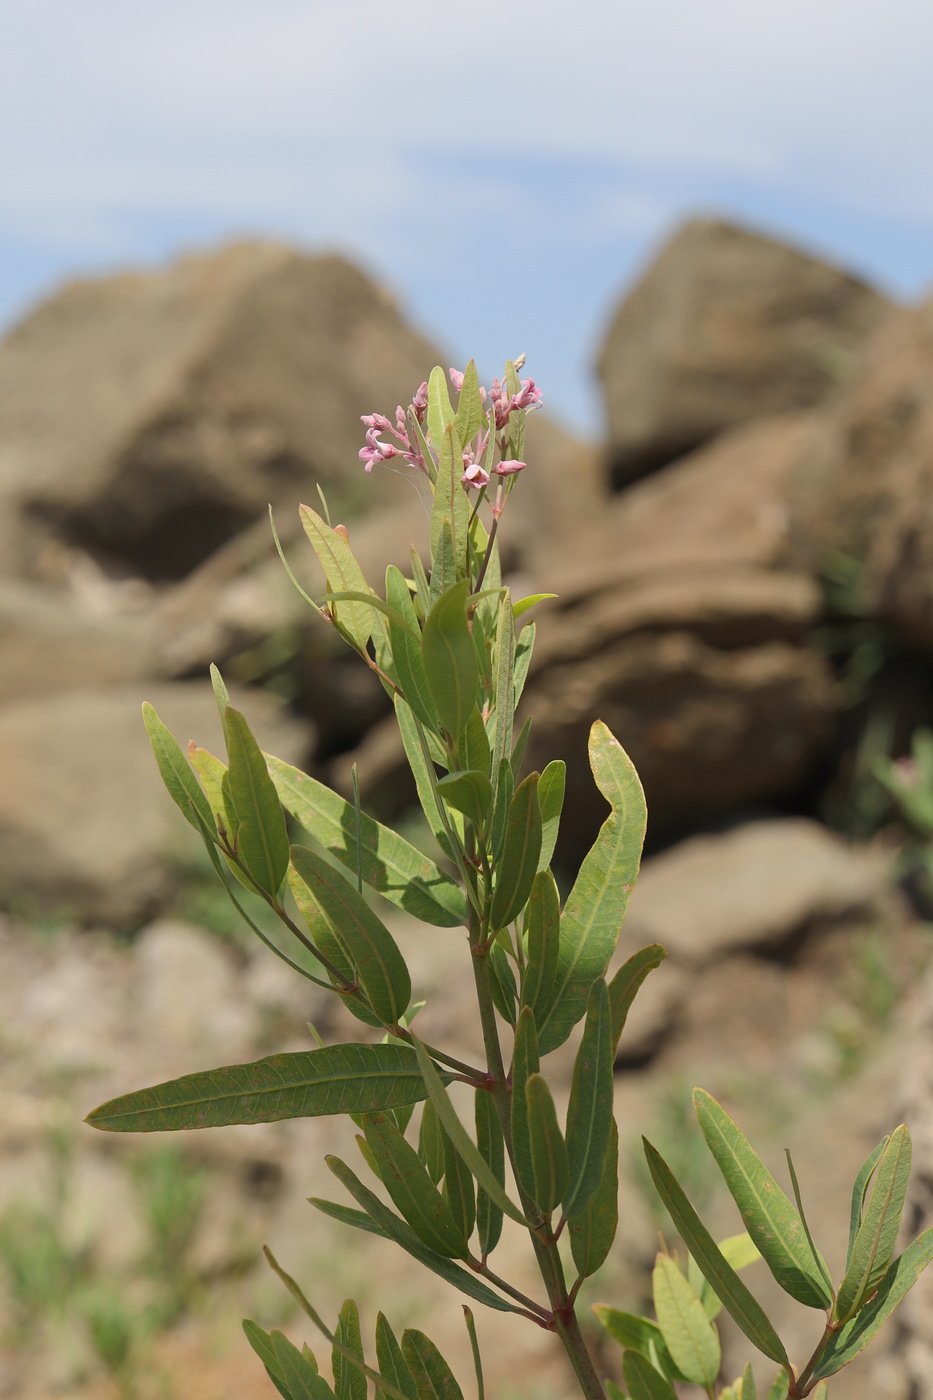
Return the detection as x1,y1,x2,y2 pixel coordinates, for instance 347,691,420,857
3,219,933,1400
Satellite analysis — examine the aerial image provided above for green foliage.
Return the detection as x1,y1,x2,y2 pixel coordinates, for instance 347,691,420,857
83,360,930,1400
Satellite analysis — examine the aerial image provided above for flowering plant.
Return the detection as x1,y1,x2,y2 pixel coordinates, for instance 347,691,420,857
86,361,933,1400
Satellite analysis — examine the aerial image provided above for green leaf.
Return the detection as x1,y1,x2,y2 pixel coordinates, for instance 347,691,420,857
308,1198,388,1240
512,623,535,710
419,1099,446,1184
490,593,515,787
765,1370,789,1400
243,1320,294,1400
325,1156,522,1314
402,1329,464,1400
322,591,413,633
643,1138,789,1367
272,1331,337,1400
300,504,374,650
688,1233,763,1320
435,770,492,826
510,1006,541,1201
609,945,667,1053
142,702,215,834
847,1136,889,1271
268,755,466,927
513,593,558,621
431,424,468,578
741,1363,757,1400
563,979,614,1220
489,773,542,931
621,1348,679,1400
569,1117,618,1280
362,1112,468,1258
290,845,412,1025
521,870,560,1016
693,1089,833,1310
816,1227,933,1378
427,366,456,454
510,715,533,779
606,1382,628,1400
489,759,514,863
487,941,518,1025
85,1043,442,1132
422,581,480,740
525,1073,568,1215
455,360,485,446
188,743,230,826
592,1309,683,1383
384,566,437,733
394,697,457,863
537,721,647,1055
411,1036,530,1226
224,706,290,897
536,760,565,872
457,704,491,776
210,662,230,724
835,1124,912,1322
442,1122,476,1243
375,1314,419,1400
334,1299,366,1400
475,1089,505,1256
651,1254,721,1388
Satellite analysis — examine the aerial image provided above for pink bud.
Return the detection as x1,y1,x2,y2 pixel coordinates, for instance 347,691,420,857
461,462,490,489
494,459,526,476
449,367,465,392
334,524,349,542
412,382,429,422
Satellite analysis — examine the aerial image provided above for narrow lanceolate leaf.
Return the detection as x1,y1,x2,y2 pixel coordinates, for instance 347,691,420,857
422,580,480,740
537,722,647,1055
85,1043,440,1132
688,1233,762,1320
489,772,542,931
300,504,374,651
363,1112,468,1258
457,705,490,775
621,1348,679,1400
272,1330,337,1400
334,1300,366,1400
385,565,438,735
525,1073,569,1215
225,706,290,897
411,1036,530,1226
563,979,614,1220
454,360,485,447
188,743,230,827
609,945,668,1053
592,1309,684,1384
142,703,214,833
475,1089,505,1256
510,1007,541,1202
652,1254,721,1388
268,755,466,927
325,1156,522,1314
569,1117,618,1280
847,1135,889,1271
489,759,514,863
512,622,535,710
395,697,456,862
427,366,456,455
376,1315,419,1400
521,870,560,1016
693,1088,833,1310
643,1139,789,1367
442,1127,476,1244
741,1362,757,1400
211,662,231,725
243,1321,293,1400
430,424,468,577
487,942,517,1025
765,1371,789,1400
290,845,412,1025
419,1099,446,1183
835,1124,912,1322
402,1329,465,1400
435,770,492,826
536,760,565,872
815,1227,933,1379
308,1198,388,1240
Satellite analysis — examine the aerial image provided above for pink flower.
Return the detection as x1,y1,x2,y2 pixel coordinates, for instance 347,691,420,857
494,459,526,476
461,461,490,489
511,378,543,412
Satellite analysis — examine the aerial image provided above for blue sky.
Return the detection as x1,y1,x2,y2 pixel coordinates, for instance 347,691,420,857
2,0,932,433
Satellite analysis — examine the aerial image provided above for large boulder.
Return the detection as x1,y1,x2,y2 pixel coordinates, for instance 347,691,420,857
791,292,933,647
0,681,309,925
597,218,892,489
0,241,443,581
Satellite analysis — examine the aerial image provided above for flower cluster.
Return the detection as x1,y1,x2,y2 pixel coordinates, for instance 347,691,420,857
359,384,429,475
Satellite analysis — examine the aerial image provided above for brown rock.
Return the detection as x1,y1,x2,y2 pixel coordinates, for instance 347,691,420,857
597,217,892,488
0,240,443,581
0,681,310,925
791,292,933,647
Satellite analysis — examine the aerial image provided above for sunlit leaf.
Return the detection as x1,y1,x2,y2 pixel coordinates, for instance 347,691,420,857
816,1227,933,1378
225,706,290,898
835,1124,912,1322
300,504,374,651
563,980,614,1219
142,702,214,834
402,1329,464,1400
422,581,480,740
651,1255,720,1388
489,772,542,931
362,1112,468,1259
375,1314,419,1400
536,760,565,872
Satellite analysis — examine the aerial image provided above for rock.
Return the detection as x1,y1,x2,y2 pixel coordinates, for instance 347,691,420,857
597,217,892,488
0,240,443,581
0,681,310,925
791,292,933,647
623,818,883,963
